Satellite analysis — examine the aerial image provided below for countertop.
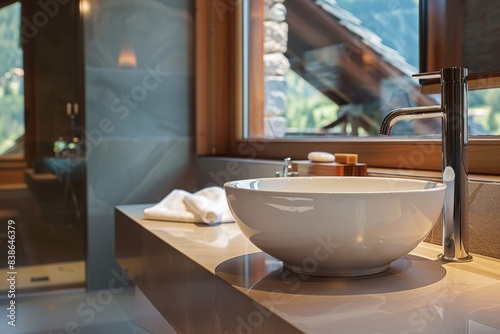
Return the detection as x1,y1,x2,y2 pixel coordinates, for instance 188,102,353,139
116,204,500,333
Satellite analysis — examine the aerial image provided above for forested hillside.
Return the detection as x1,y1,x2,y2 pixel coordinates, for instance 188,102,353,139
0,2,24,155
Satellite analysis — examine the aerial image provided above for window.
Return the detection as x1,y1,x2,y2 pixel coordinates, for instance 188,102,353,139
195,0,500,175
247,0,500,138
0,1,24,157
250,0,423,138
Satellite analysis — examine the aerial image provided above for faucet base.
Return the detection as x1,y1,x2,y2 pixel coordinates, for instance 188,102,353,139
438,254,473,262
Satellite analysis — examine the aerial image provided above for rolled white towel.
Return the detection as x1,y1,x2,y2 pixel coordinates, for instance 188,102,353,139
144,187,233,225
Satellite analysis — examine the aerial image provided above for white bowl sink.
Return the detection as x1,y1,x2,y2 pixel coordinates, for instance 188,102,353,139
224,177,446,276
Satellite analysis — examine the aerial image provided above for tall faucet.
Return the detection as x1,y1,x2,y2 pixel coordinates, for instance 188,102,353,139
379,67,472,262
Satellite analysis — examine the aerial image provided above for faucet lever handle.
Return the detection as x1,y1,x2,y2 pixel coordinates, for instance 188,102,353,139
413,68,469,82
412,70,441,80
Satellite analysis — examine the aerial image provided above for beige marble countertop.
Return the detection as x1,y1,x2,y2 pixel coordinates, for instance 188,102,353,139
118,204,500,333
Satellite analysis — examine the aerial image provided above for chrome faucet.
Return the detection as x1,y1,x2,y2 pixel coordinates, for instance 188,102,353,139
380,67,472,262
275,157,299,177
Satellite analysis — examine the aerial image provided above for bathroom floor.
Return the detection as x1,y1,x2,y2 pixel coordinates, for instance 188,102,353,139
0,261,85,294
0,287,149,334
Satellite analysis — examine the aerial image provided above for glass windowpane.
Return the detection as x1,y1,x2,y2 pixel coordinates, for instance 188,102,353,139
0,2,24,155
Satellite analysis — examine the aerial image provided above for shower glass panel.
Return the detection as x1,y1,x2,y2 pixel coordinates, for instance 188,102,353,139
0,0,86,293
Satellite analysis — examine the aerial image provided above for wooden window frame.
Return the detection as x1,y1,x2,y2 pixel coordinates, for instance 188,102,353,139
195,0,500,176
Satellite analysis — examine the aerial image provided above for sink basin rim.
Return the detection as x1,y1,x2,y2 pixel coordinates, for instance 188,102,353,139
225,176,446,195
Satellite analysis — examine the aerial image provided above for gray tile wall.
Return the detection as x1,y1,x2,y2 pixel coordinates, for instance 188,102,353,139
85,0,195,290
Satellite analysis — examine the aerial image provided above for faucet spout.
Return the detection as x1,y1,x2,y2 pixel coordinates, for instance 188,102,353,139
379,105,443,135
379,67,472,262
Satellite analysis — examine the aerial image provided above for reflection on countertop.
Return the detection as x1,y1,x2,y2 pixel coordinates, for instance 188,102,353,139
215,252,447,295
116,204,500,334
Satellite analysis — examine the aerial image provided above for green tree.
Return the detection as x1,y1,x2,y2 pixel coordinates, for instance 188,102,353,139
0,2,24,155
0,2,23,76
284,70,338,130
484,89,500,133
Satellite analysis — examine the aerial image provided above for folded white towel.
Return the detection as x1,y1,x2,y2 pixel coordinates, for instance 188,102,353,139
143,187,233,225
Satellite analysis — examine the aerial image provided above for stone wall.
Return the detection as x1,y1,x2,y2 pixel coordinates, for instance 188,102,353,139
263,0,289,138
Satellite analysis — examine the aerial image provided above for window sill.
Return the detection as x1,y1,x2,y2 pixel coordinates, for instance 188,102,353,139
225,138,500,176
368,167,500,184
0,156,27,185
197,155,500,185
